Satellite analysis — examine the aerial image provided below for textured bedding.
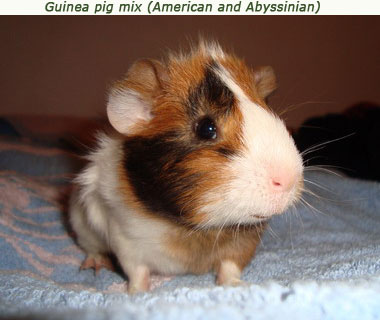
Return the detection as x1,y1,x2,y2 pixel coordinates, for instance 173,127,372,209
0,117,379,319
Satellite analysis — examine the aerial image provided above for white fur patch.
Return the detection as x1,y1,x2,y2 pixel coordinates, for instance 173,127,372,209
217,260,242,286
199,66,303,228
199,40,225,60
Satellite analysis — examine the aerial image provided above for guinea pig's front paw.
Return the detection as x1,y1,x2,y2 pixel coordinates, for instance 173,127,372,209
127,265,151,295
216,276,246,287
216,259,244,287
128,283,149,295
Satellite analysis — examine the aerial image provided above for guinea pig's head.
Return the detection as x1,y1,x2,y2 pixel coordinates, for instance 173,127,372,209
108,41,304,228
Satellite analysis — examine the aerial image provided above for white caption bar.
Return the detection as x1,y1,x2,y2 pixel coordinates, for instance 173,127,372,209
1,0,380,15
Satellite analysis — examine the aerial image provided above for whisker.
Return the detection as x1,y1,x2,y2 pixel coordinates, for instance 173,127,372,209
304,178,334,193
299,198,317,218
304,166,344,177
302,146,329,157
298,124,329,131
300,197,329,217
233,221,242,246
303,155,328,166
278,100,334,117
301,132,356,157
303,188,330,200
290,203,304,229
255,222,264,244
288,212,294,250
266,223,280,240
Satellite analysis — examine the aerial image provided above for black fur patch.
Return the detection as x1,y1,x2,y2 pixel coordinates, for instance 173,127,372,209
123,132,202,224
188,62,235,117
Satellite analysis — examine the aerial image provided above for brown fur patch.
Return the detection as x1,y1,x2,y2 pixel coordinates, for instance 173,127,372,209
165,223,266,273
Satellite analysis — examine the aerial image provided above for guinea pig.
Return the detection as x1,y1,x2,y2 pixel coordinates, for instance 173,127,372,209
69,40,304,294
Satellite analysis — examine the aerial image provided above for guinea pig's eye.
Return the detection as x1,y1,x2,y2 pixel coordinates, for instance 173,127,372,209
196,117,217,140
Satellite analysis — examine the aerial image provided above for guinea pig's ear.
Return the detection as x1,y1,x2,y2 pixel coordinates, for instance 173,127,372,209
253,66,277,100
107,59,166,135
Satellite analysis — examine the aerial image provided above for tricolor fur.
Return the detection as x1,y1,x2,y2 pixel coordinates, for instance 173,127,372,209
70,41,304,293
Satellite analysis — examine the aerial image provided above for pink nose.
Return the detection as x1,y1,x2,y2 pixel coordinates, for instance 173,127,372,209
270,173,296,192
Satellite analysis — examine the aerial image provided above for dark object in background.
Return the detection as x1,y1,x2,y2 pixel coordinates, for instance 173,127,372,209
0,118,21,137
294,102,380,182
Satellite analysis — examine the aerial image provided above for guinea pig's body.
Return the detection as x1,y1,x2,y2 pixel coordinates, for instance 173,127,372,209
69,41,304,293
70,136,263,290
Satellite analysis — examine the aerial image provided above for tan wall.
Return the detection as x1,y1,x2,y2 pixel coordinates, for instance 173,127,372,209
1,16,379,128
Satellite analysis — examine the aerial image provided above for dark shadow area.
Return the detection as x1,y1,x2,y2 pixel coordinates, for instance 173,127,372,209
294,102,380,182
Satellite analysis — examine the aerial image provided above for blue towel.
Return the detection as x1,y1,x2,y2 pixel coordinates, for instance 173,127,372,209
0,129,379,320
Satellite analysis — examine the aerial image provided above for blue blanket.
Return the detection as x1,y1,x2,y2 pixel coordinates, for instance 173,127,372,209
0,118,379,319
